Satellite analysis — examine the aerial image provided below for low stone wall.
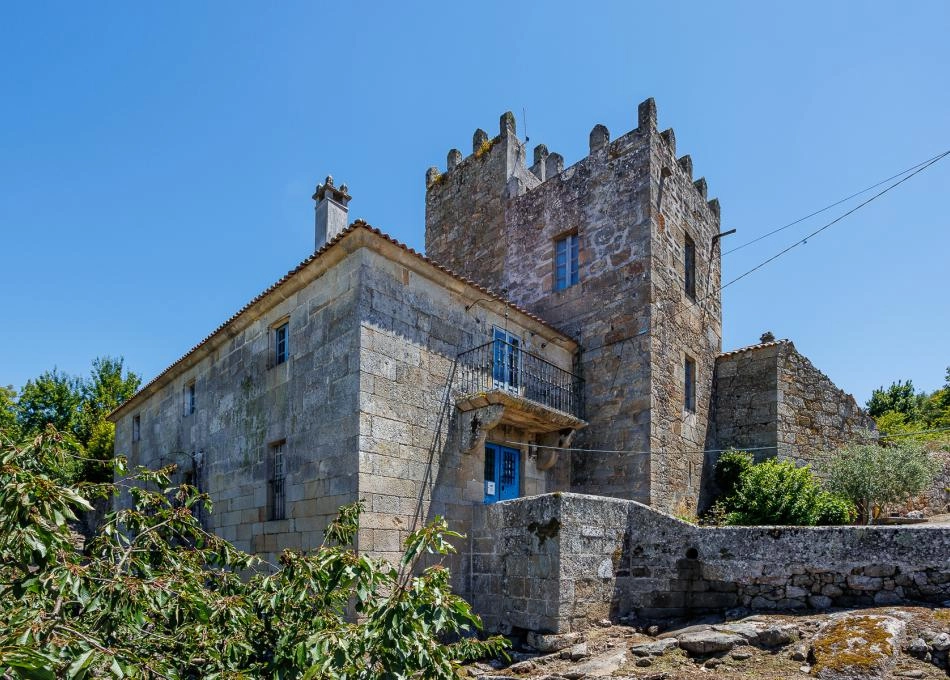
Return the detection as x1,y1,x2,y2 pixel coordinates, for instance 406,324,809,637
468,493,950,633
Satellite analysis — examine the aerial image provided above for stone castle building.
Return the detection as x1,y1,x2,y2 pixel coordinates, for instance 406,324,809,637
109,99,874,571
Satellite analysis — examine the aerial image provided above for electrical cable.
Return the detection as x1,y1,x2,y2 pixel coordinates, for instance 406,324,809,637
723,150,950,256
705,149,950,301
501,426,950,456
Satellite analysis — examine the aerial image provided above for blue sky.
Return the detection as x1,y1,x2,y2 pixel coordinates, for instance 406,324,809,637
1,1,948,403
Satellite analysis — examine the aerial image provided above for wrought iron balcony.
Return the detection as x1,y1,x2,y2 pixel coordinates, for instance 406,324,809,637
456,340,584,420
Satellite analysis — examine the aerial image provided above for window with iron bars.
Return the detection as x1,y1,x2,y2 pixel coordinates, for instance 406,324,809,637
270,440,286,521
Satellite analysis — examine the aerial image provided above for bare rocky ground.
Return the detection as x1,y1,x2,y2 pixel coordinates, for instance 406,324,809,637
466,606,950,679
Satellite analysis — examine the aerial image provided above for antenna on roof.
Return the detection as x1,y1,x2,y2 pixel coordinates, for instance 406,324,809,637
522,107,529,145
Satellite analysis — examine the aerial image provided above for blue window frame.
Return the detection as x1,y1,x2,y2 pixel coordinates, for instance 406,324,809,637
555,233,579,290
484,443,520,503
275,323,289,365
492,328,520,390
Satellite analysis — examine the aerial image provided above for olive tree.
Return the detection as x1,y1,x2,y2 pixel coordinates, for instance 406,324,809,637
822,440,939,524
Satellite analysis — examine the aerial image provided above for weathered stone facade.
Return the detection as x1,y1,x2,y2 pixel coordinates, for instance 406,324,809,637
109,99,890,634
114,226,578,567
426,100,722,514
470,493,950,633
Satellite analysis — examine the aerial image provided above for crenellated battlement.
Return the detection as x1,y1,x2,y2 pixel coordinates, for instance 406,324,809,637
425,98,718,216
424,97,725,511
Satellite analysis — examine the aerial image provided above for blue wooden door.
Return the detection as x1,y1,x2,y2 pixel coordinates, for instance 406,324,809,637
484,443,520,503
492,328,520,390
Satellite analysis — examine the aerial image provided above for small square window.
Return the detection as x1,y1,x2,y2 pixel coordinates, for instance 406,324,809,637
132,415,141,442
684,235,696,300
275,322,289,365
684,356,696,413
555,233,580,290
183,381,196,417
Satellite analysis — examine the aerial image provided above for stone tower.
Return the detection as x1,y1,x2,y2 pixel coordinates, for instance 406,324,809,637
425,99,723,514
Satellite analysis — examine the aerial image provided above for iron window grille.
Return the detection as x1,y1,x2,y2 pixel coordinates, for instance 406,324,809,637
270,441,286,521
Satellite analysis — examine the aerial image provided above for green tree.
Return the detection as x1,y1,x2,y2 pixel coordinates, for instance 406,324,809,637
0,385,17,440
823,440,940,523
866,379,923,420
15,368,82,436
76,357,140,444
76,357,140,482
0,428,507,678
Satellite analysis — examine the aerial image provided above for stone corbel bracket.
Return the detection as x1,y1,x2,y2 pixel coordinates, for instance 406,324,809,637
533,428,577,470
460,404,505,455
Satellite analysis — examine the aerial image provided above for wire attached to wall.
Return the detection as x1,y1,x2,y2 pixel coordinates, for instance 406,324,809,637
503,426,950,457
699,149,950,303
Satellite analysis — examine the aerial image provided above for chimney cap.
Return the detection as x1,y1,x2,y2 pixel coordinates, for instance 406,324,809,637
313,175,352,204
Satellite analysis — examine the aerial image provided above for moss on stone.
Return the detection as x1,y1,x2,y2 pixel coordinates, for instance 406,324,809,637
810,615,896,675
474,137,497,159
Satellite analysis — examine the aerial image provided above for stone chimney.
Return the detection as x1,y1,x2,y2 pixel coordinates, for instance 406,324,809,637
312,175,351,250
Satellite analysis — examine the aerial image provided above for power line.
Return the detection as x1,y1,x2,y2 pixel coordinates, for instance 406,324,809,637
723,150,950,256
503,427,949,456
708,149,950,300
502,439,778,455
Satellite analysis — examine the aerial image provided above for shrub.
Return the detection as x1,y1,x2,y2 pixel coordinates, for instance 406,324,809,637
0,427,507,678
823,440,940,523
714,448,754,498
719,457,855,526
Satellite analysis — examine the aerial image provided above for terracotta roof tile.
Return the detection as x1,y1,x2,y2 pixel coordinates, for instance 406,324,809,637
717,338,792,359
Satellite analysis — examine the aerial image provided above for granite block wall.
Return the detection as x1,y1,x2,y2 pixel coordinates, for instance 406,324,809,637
354,245,576,576
114,250,364,566
424,101,723,514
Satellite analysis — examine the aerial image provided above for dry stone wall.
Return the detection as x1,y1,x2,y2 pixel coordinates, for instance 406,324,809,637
468,493,950,634
776,344,877,465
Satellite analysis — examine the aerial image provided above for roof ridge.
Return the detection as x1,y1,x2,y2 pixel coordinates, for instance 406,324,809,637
109,221,570,419
718,338,792,358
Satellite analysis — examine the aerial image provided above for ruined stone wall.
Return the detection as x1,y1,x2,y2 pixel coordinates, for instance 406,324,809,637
775,343,877,464
467,493,950,634
710,341,877,485
710,344,781,456
114,251,364,566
